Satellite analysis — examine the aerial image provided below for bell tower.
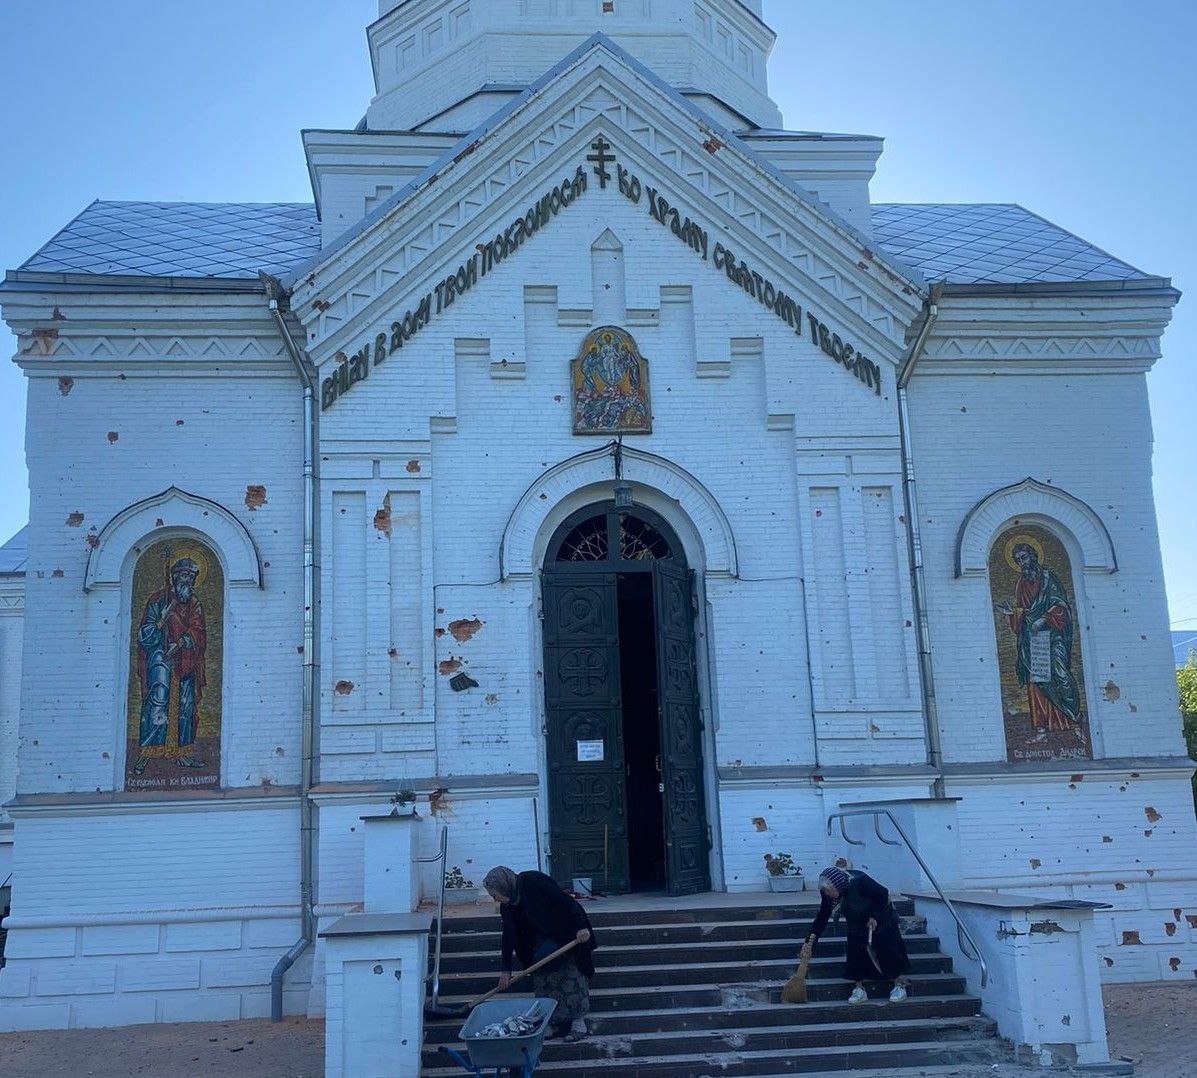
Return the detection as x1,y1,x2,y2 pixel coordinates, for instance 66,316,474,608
365,0,784,132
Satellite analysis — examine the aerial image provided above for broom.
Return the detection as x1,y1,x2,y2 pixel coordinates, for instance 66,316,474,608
425,929,591,1020
781,940,813,1004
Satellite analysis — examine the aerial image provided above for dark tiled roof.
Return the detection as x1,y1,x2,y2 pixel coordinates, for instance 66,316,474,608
18,201,320,280
871,203,1150,286
14,199,1151,287
0,526,27,575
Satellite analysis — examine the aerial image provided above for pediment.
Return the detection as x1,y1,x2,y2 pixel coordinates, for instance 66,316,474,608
290,35,925,408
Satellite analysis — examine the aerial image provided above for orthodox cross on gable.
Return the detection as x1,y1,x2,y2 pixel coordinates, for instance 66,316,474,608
587,136,615,189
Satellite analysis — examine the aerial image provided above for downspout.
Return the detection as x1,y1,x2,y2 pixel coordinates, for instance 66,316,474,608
261,273,319,1021
897,285,943,797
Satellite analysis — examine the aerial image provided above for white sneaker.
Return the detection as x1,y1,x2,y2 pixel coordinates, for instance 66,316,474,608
848,986,868,1005
889,983,908,1003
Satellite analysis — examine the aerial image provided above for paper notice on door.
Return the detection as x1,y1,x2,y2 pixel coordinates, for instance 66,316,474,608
576,740,605,762
1028,631,1052,684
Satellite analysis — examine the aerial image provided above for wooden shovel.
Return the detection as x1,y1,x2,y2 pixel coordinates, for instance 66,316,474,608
424,928,592,1019
781,942,812,1004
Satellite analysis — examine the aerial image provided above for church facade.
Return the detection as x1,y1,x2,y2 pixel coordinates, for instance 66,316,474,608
1,0,1193,1030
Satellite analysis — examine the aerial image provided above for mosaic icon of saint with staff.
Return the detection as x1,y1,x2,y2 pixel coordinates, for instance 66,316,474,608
131,544,210,776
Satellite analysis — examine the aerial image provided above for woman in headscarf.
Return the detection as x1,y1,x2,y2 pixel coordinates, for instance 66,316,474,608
800,866,911,1004
483,866,598,1042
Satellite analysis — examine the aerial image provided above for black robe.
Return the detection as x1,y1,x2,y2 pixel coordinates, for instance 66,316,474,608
500,871,598,979
807,870,911,982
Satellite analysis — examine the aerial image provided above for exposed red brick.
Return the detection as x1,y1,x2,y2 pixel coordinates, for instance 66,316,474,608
29,328,59,355
406,459,421,474
1145,806,1162,823
439,659,462,676
1121,931,1141,946
66,512,84,527
245,485,268,511
448,617,484,643
1165,922,1177,937
334,680,355,696
374,494,393,538
751,817,767,832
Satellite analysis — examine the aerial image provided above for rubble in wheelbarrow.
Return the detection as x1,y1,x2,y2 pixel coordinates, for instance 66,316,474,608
470,1002,547,1040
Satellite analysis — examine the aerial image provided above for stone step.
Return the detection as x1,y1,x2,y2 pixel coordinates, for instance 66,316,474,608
434,951,954,997
439,899,915,934
422,993,983,1045
434,916,928,953
427,971,970,1015
421,1036,1003,1076
423,1014,997,1070
436,933,942,974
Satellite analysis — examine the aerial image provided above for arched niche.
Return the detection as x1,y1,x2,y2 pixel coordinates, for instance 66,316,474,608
955,478,1117,579
500,444,738,580
84,487,263,593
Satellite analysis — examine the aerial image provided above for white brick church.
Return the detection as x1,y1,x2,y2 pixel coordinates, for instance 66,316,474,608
1,0,1193,1032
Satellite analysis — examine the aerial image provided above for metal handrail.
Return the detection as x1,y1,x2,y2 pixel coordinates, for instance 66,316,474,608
825,809,989,989
418,825,449,1005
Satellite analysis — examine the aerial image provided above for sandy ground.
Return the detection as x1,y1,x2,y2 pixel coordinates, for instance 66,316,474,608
0,984,1193,1076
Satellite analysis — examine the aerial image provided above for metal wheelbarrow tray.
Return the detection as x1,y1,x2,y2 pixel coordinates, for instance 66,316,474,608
440,997,558,1075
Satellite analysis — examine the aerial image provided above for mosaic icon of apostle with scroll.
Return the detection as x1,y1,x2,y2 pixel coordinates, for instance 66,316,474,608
126,538,223,789
572,326,652,435
991,525,1092,761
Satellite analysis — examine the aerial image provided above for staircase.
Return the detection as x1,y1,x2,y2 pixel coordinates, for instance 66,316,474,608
422,894,1007,1076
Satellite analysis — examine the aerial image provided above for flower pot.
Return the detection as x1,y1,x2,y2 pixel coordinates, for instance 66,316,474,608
767,874,805,893
444,886,483,906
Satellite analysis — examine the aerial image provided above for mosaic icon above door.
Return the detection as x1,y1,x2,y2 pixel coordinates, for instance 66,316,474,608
572,325,652,435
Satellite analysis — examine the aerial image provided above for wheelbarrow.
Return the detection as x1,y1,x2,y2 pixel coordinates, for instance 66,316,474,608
438,997,558,1077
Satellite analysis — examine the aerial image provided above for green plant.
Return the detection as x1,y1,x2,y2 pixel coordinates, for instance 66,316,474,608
392,785,417,807
444,866,474,890
764,853,801,878
1179,652,1197,807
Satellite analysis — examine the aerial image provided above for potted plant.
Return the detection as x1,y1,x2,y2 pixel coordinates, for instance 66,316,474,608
764,853,804,892
443,866,481,905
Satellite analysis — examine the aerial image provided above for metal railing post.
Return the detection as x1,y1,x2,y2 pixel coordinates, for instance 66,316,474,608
418,826,450,1006
827,808,989,988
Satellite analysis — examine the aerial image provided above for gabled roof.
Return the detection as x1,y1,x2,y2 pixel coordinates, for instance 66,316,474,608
17,201,319,280
282,32,919,294
0,526,27,576
872,203,1150,286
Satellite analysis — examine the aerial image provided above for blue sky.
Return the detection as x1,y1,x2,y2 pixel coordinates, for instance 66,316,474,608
0,1,1193,628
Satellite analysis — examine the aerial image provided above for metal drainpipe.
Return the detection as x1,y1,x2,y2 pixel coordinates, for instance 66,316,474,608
261,274,318,1022
897,287,943,798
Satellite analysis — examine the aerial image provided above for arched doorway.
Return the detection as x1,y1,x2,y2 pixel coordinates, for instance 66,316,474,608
542,502,710,896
